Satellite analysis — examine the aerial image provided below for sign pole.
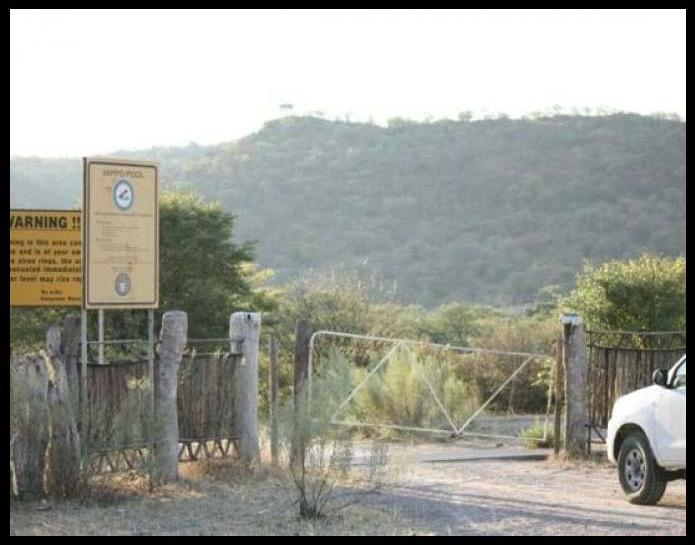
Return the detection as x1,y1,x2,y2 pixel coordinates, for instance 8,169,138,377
98,309,105,365
80,309,88,472
148,309,155,488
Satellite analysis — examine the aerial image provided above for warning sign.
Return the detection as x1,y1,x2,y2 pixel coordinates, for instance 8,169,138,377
10,209,82,307
84,158,159,309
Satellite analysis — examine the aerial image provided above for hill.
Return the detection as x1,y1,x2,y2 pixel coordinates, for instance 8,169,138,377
10,114,686,307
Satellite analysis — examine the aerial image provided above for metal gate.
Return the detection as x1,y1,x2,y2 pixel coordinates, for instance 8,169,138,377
308,331,553,443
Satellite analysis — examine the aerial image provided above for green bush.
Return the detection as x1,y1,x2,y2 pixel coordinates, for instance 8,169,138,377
563,254,686,333
520,418,554,449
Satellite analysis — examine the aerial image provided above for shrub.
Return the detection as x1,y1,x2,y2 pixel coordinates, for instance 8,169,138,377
520,418,554,449
344,347,476,436
563,254,686,333
277,351,390,520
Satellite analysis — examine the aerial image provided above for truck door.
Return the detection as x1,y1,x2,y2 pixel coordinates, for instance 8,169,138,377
652,358,686,466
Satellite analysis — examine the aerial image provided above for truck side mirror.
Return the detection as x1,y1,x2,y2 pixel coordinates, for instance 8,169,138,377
653,368,668,387
672,374,686,388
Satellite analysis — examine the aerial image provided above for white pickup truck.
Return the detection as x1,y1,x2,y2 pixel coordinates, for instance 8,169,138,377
607,354,686,504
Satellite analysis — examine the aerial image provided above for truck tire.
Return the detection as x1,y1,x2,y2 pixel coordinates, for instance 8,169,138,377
617,431,667,505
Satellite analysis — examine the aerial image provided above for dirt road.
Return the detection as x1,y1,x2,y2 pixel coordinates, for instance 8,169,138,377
9,440,686,535
364,441,686,536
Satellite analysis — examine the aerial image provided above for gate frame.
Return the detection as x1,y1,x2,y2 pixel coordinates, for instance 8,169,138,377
307,330,553,441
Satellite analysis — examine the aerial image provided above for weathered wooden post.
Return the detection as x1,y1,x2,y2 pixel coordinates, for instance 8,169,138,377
230,312,262,464
10,354,49,498
291,320,312,473
154,310,188,484
10,317,82,499
60,315,82,414
269,335,279,466
561,313,589,458
44,324,81,497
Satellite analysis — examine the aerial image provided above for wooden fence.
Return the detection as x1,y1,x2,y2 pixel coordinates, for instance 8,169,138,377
10,311,261,497
177,352,240,460
84,351,242,471
587,331,685,437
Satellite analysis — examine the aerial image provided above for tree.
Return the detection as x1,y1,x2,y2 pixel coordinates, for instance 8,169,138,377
158,190,261,338
562,254,686,332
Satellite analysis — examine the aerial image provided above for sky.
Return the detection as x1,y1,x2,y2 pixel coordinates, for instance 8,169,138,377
10,9,686,158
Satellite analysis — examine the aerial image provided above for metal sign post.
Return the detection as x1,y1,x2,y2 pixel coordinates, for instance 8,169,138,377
98,309,105,365
80,309,88,468
148,309,155,488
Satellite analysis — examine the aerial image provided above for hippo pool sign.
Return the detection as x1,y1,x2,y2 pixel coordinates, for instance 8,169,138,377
83,158,159,309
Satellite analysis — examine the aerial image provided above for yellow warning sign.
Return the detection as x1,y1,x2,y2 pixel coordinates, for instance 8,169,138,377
10,209,82,307
84,158,159,309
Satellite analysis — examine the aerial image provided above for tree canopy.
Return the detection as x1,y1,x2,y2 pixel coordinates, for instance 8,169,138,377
158,190,260,338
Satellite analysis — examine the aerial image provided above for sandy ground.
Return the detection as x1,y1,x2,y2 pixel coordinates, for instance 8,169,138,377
362,441,686,536
9,440,686,536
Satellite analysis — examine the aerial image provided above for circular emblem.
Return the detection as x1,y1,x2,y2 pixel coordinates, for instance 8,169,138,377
113,179,134,211
114,272,132,296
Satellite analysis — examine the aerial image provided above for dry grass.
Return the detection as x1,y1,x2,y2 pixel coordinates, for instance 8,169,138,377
9,458,421,536
546,449,613,469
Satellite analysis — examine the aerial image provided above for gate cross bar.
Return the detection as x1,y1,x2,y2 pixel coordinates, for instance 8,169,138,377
329,341,405,423
457,355,534,435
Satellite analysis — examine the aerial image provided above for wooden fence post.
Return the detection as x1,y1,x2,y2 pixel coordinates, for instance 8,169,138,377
44,324,82,497
230,312,262,464
60,315,82,416
154,310,188,484
561,314,589,458
290,320,312,473
10,317,82,499
269,335,279,466
10,354,48,498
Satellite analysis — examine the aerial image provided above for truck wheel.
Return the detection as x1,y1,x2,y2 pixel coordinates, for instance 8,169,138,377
617,432,667,505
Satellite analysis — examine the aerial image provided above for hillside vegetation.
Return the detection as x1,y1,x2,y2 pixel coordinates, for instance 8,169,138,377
10,113,686,307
